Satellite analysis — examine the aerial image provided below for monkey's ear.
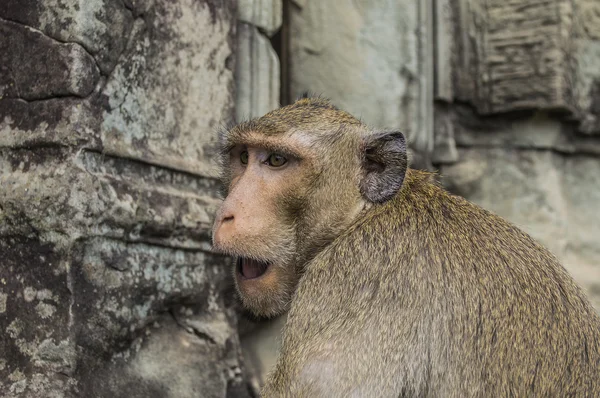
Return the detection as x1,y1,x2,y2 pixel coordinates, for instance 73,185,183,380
360,131,407,203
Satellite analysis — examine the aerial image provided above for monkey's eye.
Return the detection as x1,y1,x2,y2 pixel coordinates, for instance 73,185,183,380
267,153,287,167
240,151,249,165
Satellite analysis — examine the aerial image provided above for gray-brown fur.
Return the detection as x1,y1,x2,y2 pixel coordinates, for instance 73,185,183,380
213,98,600,397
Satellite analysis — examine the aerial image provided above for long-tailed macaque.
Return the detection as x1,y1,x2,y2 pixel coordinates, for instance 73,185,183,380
212,98,600,397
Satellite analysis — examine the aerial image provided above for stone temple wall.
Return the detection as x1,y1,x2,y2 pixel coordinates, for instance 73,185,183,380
1,0,600,396
0,0,252,396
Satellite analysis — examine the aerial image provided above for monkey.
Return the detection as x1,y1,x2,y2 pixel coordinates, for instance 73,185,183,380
212,98,600,397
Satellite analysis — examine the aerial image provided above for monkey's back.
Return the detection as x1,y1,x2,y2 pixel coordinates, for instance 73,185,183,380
282,169,600,397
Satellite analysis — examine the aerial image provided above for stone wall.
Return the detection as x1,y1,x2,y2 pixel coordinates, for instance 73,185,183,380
0,0,252,397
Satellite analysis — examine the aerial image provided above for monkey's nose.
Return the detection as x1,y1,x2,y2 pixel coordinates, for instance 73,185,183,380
221,212,234,223
213,211,235,248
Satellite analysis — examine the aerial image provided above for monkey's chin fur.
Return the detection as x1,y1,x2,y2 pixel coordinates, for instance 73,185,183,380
234,258,294,318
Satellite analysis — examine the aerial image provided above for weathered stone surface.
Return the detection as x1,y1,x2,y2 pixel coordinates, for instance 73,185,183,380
240,314,287,395
0,98,101,149
69,241,245,398
0,237,75,397
288,0,434,154
238,0,282,36
447,105,600,157
0,20,100,101
77,314,247,398
0,235,247,397
452,0,575,114
578,0,600,40
235,23,280,122
434,0,454,102
0,0,133,74
449,0,600,136
0,148,220,249
572,37,600,135
440,148,600,310
0,0,248,396
432,103,458,164
0,147,232,393
100,0,236,177
0,0,238,176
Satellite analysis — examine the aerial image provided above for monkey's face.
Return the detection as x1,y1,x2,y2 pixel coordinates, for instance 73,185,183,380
212,100,408,318
212,133,329,317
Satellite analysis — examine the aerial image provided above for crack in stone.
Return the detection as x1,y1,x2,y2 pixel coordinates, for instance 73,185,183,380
120,0,134,13
0,14,133,82
0,93,90,104
190,328,219,345
454,143,600,159
81,149,221,182
0,142,70,152
0,16,103,101
0,15,102,72
169,309,218,345
84,234,215,254
64,244,76,358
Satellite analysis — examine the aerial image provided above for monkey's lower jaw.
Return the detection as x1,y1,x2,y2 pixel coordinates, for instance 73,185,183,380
237,257,270,280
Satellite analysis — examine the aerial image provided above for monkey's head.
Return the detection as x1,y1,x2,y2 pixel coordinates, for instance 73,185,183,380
212,98,407,317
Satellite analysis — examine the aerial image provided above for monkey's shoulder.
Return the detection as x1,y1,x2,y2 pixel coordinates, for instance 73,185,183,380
322,179,594,312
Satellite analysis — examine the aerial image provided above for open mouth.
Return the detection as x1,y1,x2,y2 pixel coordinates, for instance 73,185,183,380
237,257,271,280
